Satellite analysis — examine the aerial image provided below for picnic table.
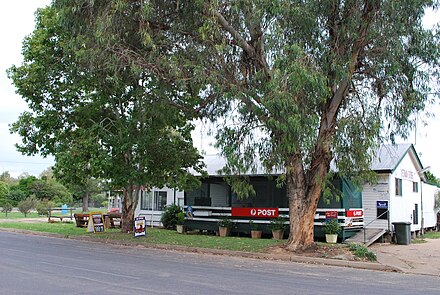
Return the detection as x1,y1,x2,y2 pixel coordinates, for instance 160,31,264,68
74,212,122,228
48,207,75,222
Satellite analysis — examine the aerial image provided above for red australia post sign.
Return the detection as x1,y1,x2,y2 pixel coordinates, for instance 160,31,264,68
346,209,363,218
231,207,279,218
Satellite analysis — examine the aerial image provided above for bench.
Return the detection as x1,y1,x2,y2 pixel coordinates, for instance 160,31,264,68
48,207,75,222
74,213,90,227
74,212,122,228
104,212,122,228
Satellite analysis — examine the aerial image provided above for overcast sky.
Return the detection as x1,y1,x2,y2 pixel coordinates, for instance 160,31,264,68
0,1,439,178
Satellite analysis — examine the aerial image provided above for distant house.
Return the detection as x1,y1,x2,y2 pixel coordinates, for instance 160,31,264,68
362,144,438,234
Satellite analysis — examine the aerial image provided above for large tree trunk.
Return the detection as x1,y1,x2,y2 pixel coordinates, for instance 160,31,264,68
285,127,333,251
82,192,89,212
121,183,140,232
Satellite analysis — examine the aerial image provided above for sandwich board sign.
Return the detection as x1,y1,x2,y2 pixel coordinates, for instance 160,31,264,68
134,216,146,238
87,212,105,233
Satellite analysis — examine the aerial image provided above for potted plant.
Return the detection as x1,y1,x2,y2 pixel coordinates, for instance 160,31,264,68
324,219,341,244
218,217,233,237
176,211,185,234
270,217,285,240
249,220,262,239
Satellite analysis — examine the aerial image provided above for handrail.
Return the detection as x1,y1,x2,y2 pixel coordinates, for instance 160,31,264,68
363,209,389,244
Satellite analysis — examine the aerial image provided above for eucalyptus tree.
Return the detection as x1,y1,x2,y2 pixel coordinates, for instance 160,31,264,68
53,0,439,250
9,6,204,231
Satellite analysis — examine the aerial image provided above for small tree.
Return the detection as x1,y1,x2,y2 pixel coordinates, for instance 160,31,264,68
1,203,13,217
17,197,37,217
160,204,183,229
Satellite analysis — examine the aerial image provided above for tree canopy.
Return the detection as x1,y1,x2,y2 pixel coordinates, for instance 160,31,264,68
8,5,205,230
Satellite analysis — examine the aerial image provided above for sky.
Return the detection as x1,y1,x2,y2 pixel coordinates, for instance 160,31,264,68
0,1,439,178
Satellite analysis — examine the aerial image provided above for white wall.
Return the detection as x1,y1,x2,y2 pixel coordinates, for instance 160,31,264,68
422,183,439,228
362,174,390,229
135,187,184,227
389,153,422,232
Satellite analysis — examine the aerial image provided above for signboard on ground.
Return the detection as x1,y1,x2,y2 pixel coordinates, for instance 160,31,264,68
134,217,146,238
87,212,105,233
231,207,279,218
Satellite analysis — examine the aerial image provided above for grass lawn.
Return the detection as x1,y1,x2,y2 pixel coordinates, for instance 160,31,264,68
0,208,107,219
422,231,440,239
0,212,42,219
0,222,284,252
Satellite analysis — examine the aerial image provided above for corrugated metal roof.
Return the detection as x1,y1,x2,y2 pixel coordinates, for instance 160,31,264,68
200,143,423,176
370,143,412,171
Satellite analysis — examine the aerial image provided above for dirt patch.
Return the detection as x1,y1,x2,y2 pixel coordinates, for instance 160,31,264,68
265,243,359,261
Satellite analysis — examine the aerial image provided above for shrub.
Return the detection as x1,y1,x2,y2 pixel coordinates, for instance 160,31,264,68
349,243,377,261
218,217,233,229
35,199,55,216
17,197,37,217
176,211,185,225
249,220,259,231
324,219,341,235
1,202,13,217
160,204,183,229
270,217,286,231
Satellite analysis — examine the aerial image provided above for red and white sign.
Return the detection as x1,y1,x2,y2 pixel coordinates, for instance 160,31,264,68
325,211,338,219
346,209,363,218
231,207,279,218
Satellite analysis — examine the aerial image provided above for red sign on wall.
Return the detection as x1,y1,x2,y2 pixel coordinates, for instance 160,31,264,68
325,211,339,219
346,209,363,218
231,207,279,218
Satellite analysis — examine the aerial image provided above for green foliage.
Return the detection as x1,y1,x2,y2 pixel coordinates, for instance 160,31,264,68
249,220,259,231
1,203,13,217
35,199,55,216
13,0,439,249
218,216,233,229
160,204,183,229
425,171,440,186
176,211,185,225
17,197,37,217
323,219,341,235
269,217,286,231
9,5,205,230
348,243,377,262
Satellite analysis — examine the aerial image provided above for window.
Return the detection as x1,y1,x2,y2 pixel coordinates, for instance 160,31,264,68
140,191,167,211
413,204,419,225
154,191,167,211
395,178,402,196
140,191,153,210
413,182,418,193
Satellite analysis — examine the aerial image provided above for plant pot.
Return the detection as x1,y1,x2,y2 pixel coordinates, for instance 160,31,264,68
325,234,338,244
176,224,185,234
219,226,231,237
272,229,284,240
251,230,262,239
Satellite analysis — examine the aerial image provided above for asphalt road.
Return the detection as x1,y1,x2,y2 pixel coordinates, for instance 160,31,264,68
0,232,438,295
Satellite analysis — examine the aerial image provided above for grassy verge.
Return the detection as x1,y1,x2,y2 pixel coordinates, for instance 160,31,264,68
0,208,106,219
0,212,43,219
422,232,440,239
0,222,284,252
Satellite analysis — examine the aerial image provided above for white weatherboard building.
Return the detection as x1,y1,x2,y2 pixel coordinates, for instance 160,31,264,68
135,187,184,227
362,144,439,234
